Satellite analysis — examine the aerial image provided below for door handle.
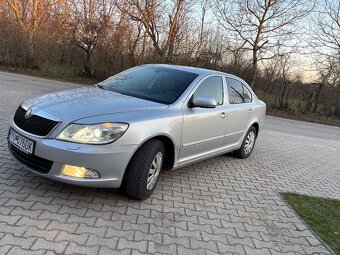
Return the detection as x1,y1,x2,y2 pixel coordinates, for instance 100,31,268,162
220,112,227,119
248,108,253,114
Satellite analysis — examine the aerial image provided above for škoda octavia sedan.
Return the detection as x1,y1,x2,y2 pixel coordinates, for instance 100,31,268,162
8,65,266,200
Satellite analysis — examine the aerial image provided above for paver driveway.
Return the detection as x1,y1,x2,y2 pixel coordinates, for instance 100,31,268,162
0,72,339,255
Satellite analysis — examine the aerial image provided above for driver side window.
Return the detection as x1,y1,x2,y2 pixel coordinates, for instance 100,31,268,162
192,76,223,105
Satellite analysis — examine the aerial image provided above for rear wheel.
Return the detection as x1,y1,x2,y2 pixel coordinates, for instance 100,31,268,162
234,126,257,159
124,139,164,200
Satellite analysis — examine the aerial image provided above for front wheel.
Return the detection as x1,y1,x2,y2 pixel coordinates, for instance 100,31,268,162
124,139,164,200
234,126,257,159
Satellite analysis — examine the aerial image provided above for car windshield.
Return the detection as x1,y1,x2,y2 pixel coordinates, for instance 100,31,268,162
97,66,198,104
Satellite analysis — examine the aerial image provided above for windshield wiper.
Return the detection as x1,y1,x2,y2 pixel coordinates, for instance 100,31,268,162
95,84,105,89
232,87,245,102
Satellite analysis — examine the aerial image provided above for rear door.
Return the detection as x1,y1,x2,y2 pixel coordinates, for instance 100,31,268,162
225,77,253,145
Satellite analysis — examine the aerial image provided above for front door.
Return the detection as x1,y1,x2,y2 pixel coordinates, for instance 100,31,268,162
179,76,227,164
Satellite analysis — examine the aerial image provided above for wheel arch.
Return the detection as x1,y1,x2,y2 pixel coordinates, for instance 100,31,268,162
127,134,176,172
151,135,175,171
251,122,259,137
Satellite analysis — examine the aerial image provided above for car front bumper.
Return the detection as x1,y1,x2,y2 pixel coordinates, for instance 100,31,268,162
7,124,138,188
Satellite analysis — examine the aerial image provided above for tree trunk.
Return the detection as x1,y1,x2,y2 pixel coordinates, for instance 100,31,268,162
83,49,92,77
26,0,38,67
26,31,35,67
284,87,291,110
250,2,269,89
305,91,315,113
149,33,164,61
250,48,257,89
166,0,183,63
274,86,281,106
279,82,287,110
195,5,206,62
313,84,323,113
334,89,340,117
167,37,175,63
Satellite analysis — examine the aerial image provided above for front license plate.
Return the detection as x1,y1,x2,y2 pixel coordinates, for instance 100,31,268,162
8,129,35,154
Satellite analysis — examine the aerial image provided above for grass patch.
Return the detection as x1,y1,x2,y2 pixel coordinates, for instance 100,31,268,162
282,193,340,254
0,65,98,85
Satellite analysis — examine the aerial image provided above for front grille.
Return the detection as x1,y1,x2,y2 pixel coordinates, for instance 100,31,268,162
8,143,53,174
13,106,59,136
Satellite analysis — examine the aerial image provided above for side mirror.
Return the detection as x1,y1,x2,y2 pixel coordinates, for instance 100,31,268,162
191,96,217,108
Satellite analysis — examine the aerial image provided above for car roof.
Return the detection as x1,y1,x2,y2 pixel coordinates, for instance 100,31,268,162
140,64,242,80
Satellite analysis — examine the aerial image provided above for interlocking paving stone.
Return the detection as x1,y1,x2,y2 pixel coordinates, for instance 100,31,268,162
23,226,59,241
31,238,68,254
0,72,339,254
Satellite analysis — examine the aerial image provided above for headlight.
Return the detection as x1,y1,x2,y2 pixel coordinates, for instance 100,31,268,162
57,122,129,144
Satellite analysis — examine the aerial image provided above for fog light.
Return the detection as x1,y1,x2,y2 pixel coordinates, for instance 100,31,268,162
61,165,100,179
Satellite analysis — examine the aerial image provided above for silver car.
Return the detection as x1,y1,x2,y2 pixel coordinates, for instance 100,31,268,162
7,64,266,199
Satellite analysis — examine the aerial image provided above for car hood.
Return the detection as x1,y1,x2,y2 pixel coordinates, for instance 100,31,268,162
24,86,167,121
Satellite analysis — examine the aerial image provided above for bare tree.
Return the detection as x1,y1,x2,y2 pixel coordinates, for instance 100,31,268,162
69,0,117,77
123,0,191,62
0,0,340,123
311,0,340,116
166,0,185,62
124,0,163,59
276,55,297,110
5,0,66,65
194,0,210,61
214,0,313,88
312,0,340,61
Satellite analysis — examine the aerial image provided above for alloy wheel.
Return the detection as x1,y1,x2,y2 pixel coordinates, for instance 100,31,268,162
244,131,255,154
146,152,163,190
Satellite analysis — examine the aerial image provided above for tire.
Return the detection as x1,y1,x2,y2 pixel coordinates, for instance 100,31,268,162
234,126,257,159
124,139,165,200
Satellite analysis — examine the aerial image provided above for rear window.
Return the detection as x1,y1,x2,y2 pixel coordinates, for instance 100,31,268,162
98,66,198,104
225,77,253,104
226,78,244,104
243,85,253,103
